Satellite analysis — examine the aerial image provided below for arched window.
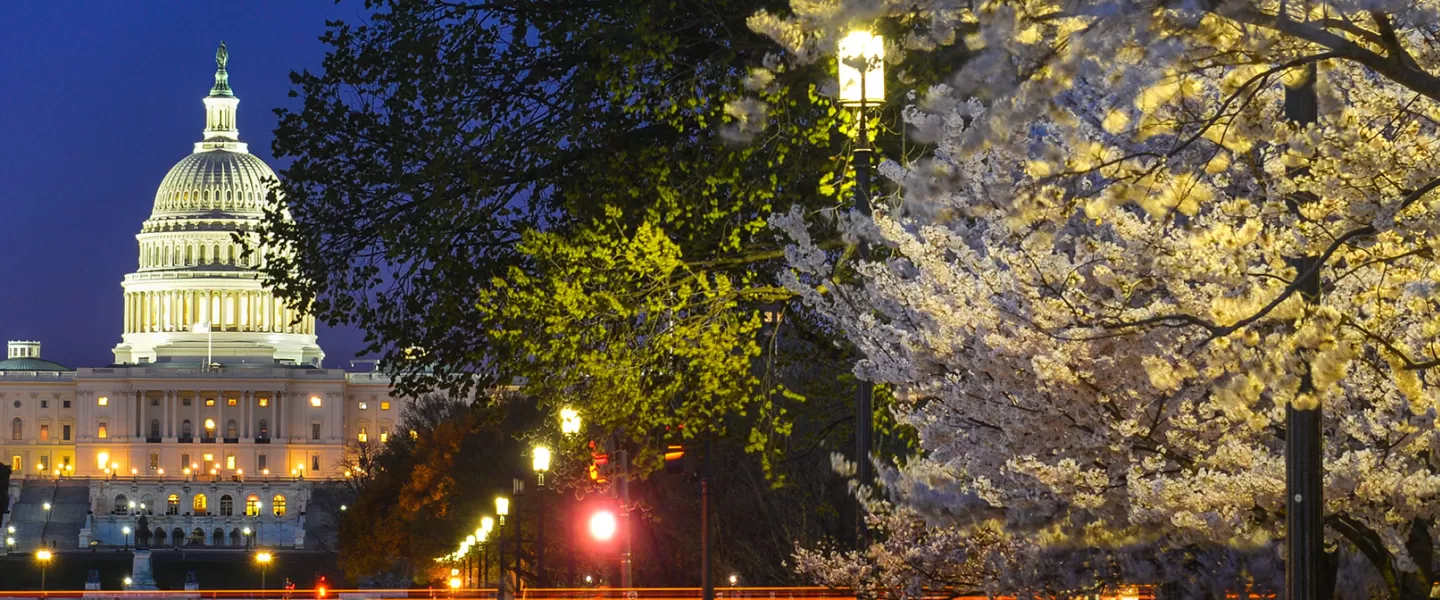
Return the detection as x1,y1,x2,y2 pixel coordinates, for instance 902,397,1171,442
245,494,261,516
193,494,208,515
226,420,238,439
259,419,269,438
154,528,168,548
199,245,208,263
213,244,221,264
113,494,128,515
167,494,180,516
11,418,20,440
189,528,205,546
175,528,187,545
272,494,287,517
230,527,243,547
219,495,234,517
150,419,161,439
185,245,193,265
212,528,225,546
181,420,193,438
140,495,154,515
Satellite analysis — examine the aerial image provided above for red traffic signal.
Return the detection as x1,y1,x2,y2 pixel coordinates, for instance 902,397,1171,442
589,509,617,541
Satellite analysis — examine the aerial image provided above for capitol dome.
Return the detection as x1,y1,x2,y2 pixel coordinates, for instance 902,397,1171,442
150,150,276,217
112,42,323,368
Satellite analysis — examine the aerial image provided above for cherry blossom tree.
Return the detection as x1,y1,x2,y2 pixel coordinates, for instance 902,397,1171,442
754,0,1440,597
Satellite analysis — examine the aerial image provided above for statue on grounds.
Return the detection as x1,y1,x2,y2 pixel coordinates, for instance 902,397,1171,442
87,570,100,584
136,515,151,549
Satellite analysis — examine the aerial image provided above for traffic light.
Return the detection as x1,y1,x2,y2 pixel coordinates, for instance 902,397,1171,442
588,509,617,541
589,440,609,484
663,444,686,474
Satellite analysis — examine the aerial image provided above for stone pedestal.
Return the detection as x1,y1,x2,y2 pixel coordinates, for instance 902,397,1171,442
129,550,160,590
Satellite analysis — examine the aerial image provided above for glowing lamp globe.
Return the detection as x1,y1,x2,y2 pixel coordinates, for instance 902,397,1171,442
837,30,884,106
589,510,617,541
560,407,582,434
532,446,552,473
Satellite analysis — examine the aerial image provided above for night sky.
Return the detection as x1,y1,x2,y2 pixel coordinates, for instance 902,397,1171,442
0,2,371,369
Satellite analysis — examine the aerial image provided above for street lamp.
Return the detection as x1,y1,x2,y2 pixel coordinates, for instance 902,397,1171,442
124,577,133,588
243,527,252,548
42,502,51,512
496,497,510,600
837,27,884,549
36,549,52,592
256,551,273,591
559,407,581,435
532,446,552,587
122,526,132,551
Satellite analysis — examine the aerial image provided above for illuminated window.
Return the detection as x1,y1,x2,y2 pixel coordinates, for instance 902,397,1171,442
206,399,215,407
310,396,322,407
359,402,368,410
381,401,391,410
97,396,108,406
98,422,108,439
204,419,216,433
166,494,179,516
97,452,110,470
203,453,214,463
39,425,49,441
358,427,368,443
228,398,237,407
245,495,260,516
379,431,389,443
272,495,287,517
258,397,269,407
226,455,235,470
149,453,159,469
193,494,208,515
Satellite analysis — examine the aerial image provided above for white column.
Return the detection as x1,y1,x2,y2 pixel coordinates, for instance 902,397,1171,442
163,390,171,439
140,389,147,439
243,391,251,438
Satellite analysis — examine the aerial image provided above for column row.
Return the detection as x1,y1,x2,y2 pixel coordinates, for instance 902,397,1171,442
122,290,314,335
133,389,287,442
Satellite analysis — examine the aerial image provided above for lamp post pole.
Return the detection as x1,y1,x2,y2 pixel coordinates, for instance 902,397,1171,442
1284,62,1324,600
701,438,713,600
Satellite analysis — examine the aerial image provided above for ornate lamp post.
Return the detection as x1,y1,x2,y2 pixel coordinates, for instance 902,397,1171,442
532,445,551,588
122,526,131,551
836,27,884,548
496,497,510,600
480,517,495,587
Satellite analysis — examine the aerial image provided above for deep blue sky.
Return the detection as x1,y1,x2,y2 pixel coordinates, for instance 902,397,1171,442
0,2,371,369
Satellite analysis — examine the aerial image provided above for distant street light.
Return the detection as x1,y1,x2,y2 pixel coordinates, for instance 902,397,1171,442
122,526,132,551
124,577,133,588
496,496,511,600
36,549,53,591
255,551,273,591
42,502,51,511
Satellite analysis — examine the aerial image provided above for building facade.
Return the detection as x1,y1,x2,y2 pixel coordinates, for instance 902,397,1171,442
0,44,399,551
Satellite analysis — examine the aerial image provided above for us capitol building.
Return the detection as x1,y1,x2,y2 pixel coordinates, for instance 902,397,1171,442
0,44,400,551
